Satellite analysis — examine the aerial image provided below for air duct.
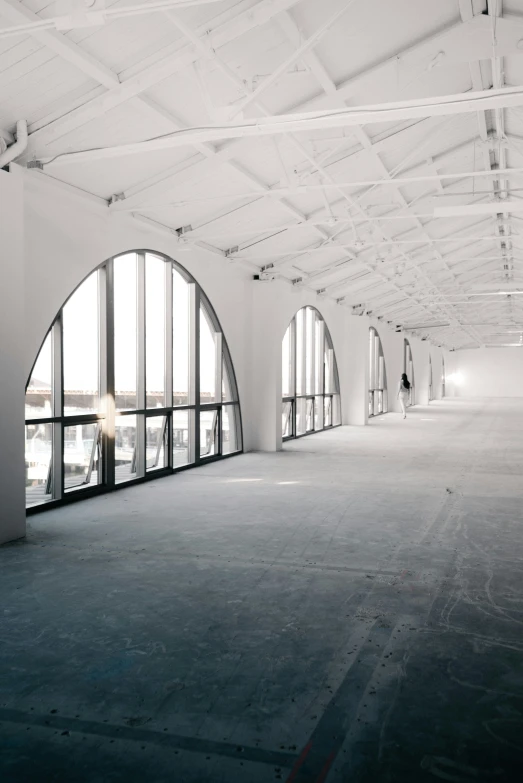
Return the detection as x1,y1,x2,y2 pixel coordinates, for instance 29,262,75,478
0,120,28,169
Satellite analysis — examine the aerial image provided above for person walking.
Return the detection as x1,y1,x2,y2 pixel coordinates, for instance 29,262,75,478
397,373,411,419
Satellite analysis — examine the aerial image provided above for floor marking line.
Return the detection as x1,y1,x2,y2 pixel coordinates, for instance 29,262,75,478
316,749,336,783
285,740,313,782
0,708,296,768
285,621,396,782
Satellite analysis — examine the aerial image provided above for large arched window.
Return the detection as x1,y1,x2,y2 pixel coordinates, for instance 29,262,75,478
404,339,415,406
25,251,242,509
369,328,388,417
428,355,433,402
281,307,341,439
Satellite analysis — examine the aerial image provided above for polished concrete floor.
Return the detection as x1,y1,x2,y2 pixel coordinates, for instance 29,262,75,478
1,398,523,782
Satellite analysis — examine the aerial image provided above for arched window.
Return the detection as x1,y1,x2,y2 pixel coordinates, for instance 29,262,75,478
282,307,341,439
369,327,388,417
428,355,433,402
25,251,242,509
441,356,446,398
404,339,415,406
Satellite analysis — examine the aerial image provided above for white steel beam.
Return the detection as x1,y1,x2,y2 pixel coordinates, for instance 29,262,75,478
0,0,240,39
40,87,523,164
277,11,337,96
107,165,523,209
228,0,357,118
0,0,119,87
26,0,303,152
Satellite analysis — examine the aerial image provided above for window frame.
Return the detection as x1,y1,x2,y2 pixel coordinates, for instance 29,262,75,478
368,327,388,418
403,338,415,407
282,307,341,441
24,251,243,512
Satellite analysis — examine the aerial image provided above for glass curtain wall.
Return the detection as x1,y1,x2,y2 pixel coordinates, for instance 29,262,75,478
404,339,415,406
282,307,341,440
368,327,388,417
428,356,433,402
25,251,242,510
441,357,446,398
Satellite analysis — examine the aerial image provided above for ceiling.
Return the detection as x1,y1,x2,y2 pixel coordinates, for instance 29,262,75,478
3,0,523,349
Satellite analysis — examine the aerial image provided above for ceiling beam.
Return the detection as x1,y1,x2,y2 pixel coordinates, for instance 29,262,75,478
40,87,523,164
26,0,302,152
0,0,119,88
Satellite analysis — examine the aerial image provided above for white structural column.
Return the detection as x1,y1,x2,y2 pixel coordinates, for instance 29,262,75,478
0,165,25,544
249,284,285,452
345,316,369,425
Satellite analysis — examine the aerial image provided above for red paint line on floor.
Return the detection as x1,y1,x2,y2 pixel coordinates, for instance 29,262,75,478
285,740,312,782
315,749,336,783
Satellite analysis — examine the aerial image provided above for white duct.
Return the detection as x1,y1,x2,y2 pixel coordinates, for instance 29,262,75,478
0,120,28,168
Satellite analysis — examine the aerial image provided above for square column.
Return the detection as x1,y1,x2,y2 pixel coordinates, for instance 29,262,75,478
0,165,25,544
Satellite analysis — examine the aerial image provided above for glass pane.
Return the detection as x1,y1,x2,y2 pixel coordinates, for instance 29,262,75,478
369,330,375,389
314,396,323,430
324,396,332,427
114,253,137,411
173,409,191,467
305,308,314,395
374,336,380,387
222,359,234,402
378,355,384,389
115,415,137,483
146,416,167,471
315,318,323,394
368,391,374,417
200,305,217,404
378,390,383,414
383,389,388,413
26,332,53,419
333,395,341,426
222,405,238,455
305,398,314,432
296,398,306,436
25,422,52,507
325,347,334,394
63,272,99,415
200,409,218,457
146,254,166,408
282,324,292,398
282,400,293,438
64,422,102,492
173,268,190,406
295,310,304,395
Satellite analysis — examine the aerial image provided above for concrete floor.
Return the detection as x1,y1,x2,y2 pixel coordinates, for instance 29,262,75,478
1,399,523,782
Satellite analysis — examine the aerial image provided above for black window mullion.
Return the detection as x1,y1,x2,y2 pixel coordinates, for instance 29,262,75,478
52,315,63,501
136,253,146,477
192,284,200,462
101,260,115,489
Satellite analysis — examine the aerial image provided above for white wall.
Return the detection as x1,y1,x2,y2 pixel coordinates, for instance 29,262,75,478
445,347,523,398
0,166,444,541
22,168,376,450
0,167,25,544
